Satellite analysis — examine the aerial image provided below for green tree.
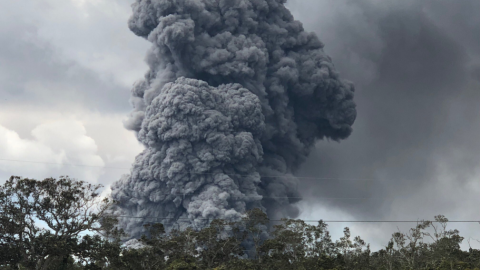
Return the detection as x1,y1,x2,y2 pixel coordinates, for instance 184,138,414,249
388,220,431,269
6,178,480,270
0,176,117,270
195,219,246,269
242,208,269,262
259,218,348,270
334,227,370,270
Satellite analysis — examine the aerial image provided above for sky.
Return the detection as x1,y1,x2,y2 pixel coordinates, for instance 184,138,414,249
1,0,480,251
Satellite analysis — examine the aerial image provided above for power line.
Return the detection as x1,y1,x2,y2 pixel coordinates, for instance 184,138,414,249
0,158,373,181
124,194,382,200
107,215,480,223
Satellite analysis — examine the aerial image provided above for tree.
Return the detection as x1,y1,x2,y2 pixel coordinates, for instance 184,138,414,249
423,215,465,269
388,220,431,269
259,218,347,270
6,178,480,270
242,208,269,261
0,176,116,270
335,227,370,269
123,219,247,270
195,219,246,269
371,239,400,270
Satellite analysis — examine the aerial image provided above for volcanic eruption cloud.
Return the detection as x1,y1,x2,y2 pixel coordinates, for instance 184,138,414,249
110,0,357,237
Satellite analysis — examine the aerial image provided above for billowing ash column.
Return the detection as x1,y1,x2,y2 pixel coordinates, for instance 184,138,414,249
110,0,357,238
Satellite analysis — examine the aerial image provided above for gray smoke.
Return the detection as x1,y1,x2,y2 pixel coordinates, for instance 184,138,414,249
110,0,356,238
286,0,480,251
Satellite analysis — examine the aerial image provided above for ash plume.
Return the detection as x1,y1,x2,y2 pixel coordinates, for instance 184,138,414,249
110,0,356,238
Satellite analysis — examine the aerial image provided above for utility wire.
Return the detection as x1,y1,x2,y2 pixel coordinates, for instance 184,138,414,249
122,193,382,200
105,215,480,223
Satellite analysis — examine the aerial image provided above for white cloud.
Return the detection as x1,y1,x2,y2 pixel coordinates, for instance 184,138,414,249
0,110,143,186
0,125,64,176
0,120,103,182
32,120,104,166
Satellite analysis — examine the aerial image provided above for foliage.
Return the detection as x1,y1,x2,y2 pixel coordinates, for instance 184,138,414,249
0,176,118,270
2,176,480,269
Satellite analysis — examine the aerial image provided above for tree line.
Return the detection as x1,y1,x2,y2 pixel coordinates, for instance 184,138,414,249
1,176,480,270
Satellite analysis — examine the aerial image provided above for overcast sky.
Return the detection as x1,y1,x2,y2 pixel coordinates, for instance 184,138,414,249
1,0,479,251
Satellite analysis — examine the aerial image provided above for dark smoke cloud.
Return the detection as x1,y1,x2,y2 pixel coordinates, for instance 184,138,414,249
110,0,356,237
288,0,480,232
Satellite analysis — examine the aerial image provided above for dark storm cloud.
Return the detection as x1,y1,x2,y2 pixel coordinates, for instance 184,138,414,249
421,0,480,59
294,0,480,221
473,67,480,82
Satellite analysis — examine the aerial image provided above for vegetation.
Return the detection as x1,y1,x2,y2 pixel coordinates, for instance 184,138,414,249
1,176,480,269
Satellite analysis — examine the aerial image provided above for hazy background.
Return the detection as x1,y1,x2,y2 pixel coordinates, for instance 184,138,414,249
1,0,479,251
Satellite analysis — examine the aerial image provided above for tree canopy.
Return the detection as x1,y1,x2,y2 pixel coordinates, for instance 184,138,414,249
1,176,480,270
